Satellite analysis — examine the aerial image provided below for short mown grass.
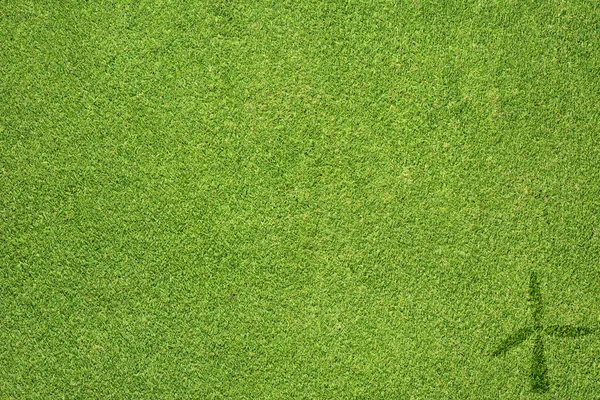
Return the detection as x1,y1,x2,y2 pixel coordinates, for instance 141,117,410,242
1,1,600,398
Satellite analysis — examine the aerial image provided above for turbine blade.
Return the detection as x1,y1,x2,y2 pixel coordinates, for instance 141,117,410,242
491,327,534,357
545,324,597,338
529,271,543,328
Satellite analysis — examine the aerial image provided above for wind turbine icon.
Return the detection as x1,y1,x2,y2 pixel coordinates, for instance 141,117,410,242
491,271,596,392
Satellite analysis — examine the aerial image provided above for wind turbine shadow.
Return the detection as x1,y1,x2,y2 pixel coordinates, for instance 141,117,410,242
489,271,597,393
491,327,534,357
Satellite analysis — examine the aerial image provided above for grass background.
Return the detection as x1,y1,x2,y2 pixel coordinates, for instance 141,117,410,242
1,0,600,398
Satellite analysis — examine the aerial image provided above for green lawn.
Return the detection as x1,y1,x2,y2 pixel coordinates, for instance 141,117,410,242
1,0,600,398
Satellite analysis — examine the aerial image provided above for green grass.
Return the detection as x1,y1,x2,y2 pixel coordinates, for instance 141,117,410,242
1,0,600,398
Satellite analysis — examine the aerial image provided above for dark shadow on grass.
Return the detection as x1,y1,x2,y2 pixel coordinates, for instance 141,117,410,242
545,325,597,337
491,327,534,357
531,333,549,393
490,271,597,393
530,271,543,329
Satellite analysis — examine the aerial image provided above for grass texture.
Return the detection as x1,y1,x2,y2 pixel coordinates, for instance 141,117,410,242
1,0,600,398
